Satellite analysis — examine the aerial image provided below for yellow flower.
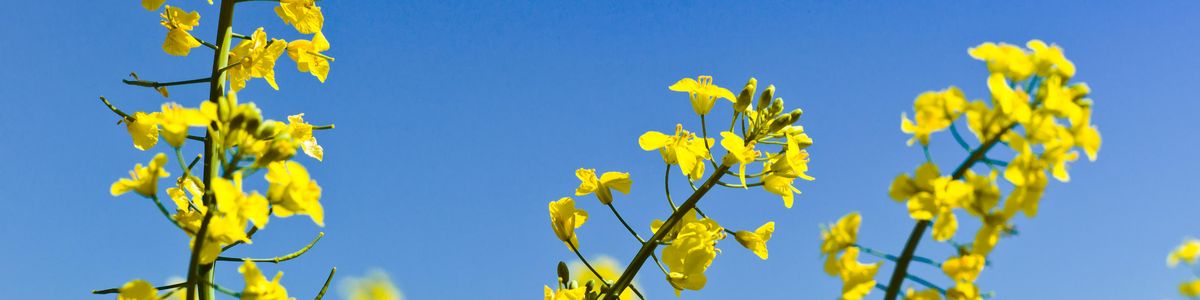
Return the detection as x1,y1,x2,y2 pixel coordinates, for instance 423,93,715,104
638,124,713,180
904,288,942,300
970,214,1010,257
663,222,721,296
126,112,161,151
649,209,722,244
275,0,324,34
228,28,286,91
1071,106,1101,162
945,282,981,300
213,173,270,232
968,42,1033,80
1001,149,1048,218
155,103,209,148
1169,239,1200,267
889,163,972,241
574,168,631,205
942,254,985,283
830,247,879,300
960,170,1000,218
117,279,159,300
820,212,861,257
287,32,332,82
239,260,291,300
543,285,586,300
111,153,170,198
1027,40,1075,78
901,87,966,146
265,161,325,226
734,221,774,260
159,6,202,56
343,270,404,300
762,174,801,209
287,113,325,161
669,75,736,115
141,0,166,11
987,73,1031,124
1181,279,1200,298
549,197,588,247
720,131,759,187
1038,75,1084,123
571,257,634,300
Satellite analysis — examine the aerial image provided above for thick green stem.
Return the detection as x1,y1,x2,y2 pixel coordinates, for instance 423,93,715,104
606,163,731,299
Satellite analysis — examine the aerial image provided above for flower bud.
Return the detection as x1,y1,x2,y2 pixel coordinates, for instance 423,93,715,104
255,120,285,140
768,98,784,116
757,84,775,111
557,261,570,283
254,137,296,167
768,114,793,133
735,78,757,112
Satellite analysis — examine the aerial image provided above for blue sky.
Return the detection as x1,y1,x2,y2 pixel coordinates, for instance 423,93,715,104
1,1,1198,299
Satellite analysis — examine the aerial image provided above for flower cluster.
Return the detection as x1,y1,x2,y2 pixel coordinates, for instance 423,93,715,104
1169,239,1200,298
546,75,814,298
823,40,1101,300
102,1,337,299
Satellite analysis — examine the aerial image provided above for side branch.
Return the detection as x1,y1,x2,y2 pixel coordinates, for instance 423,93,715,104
123,77,212,89
216,232,324,263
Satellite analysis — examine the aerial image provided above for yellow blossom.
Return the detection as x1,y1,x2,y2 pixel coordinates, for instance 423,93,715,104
968,42,1033,80
639,124,713,180
831,247,879,300
720,131,759,187
275,0,324,34
1169,239,1200,267
155,103,209,148
141,0,166,11
1027,40,1076,78
762,174,801,209
1001,149,1048,218
343,270,404,300
820,212,861,257
126,112,161,151
543,285,586,300
942,254,986,283
287,32,332,82
734,221,775,260
111,153,170,198
287,113,325,161
549,197,588,247
889,163,972,241
1182,279,1200,298
649,209,722,244
669,75,736,115
228,27,286,91
904,288,942,300
960,170,1000,218
970,214,1010,257
663,222,721,296
901,87,966,146
945,283,982,300
117,279,159,300
265,161,325,226
159,6,202,56
1071,106,1101,161
239,260,291,300
987,73,1031,124
574,168,631,205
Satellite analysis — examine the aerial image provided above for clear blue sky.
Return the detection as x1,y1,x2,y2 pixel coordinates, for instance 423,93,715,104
1,1,1197,299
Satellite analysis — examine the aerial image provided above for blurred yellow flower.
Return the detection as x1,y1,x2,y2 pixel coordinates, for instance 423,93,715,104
831,247,879,300
126,112,161,151
901,87,966,146
287,113,325,161
570,257,634,300
543,285,586,300
968,42,1033,80
275,0,324,34
342,269,404,300
1181,279,1200,298
942,254,985,283
155,103,209,148
904,288,941,300
1169,239,1200,267
117,279,158,300
239,260,290,300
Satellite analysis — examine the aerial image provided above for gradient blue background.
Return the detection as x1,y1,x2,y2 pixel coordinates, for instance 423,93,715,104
1,1,1197,299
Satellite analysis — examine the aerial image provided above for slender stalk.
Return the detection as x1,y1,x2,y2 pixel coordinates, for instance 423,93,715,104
606,203,669,276
566,240,645,300
664,164,678,211
216,232,324,263
606,163,731,299
314,267,337,300
122,77,211,88
882,123,1015,300
93,282,188,294
187,1,237,300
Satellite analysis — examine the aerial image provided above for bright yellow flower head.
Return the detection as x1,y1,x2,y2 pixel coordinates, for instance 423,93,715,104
669,75,737,115
1027,40,1076,78
960,170,1000,218
650,209,723,244
265,161,325,226
1181,279,1200,298
901,87,966,146
117,279,158,300
275,0,324,34
287,113,325,161
1169,239,1200,267
228,28,287,91
1001,150,1048,218
942,254,985,283
543,285,587,300
890,163,971,241
734,221,774,260
574,168,632,205
126,112,161,151
831,247,879,300
904,288,942,300
213,173,271,231
639,124,713,180
945,282,982,300
159,6,202,56
970,214,1008,257
663,222,721,296
987,73,1031,124
239,260,291,300
343,270,404,300
762,174,801,209
155,103,209,148
1071,106,1101,162
287,32,332,82
820,212,861,256
570,257,634,300
549,197,588,247
968,42,1034,80
111,153,170,198
720,131,759,187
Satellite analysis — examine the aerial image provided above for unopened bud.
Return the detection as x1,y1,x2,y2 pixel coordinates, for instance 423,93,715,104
757,84,775,111
768,98,784,116
735,78,757,112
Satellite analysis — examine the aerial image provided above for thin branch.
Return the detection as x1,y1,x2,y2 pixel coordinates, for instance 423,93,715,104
123,77,211,89
99,96,134,120
216,232,324,263
314,267,337,300
93,282,187,294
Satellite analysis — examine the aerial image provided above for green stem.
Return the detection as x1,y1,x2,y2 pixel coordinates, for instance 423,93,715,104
98,96,134,121
122,77,211,88
313,124,336,130
92,282,187,294
216,232,324,263
664,164,678,211
606,163,731,299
